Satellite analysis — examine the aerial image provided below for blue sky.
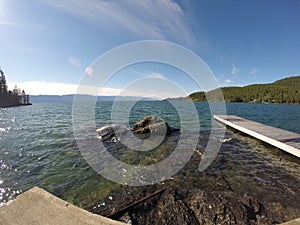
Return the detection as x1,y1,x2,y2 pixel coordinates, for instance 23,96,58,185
0,0,299,97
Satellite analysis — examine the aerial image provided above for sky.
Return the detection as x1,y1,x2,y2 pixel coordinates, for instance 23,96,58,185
0,0,300,98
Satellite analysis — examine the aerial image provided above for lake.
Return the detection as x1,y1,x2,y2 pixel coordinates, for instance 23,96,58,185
0,101,299,223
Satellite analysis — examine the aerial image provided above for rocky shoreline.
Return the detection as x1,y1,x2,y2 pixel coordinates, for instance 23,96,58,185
87,116,300,225
89,154,299,225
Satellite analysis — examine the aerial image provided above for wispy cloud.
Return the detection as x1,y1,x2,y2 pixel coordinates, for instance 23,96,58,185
68,56,82,67
145,72,166,80
8,81,78,95
0,19,49,31
250,68,258,74
9,80,181,98
130,69,166,79
43,0,195,45
0,21,20,27
9,81,122,96
140,72,166,80
225,79,232,85
231,65,240,75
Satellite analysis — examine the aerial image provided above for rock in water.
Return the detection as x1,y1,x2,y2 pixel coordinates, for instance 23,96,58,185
97,116,180,142
132,116,179,139
96,125,127,142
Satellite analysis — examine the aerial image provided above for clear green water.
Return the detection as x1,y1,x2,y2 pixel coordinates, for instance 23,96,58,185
0,101,299,211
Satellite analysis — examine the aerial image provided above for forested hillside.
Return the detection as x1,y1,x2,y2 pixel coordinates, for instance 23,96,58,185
188,76,300,104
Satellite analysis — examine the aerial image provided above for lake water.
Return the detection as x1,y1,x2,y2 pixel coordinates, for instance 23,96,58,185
0,101,299,220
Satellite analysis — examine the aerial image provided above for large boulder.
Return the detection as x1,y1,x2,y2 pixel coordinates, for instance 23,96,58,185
132,116,179,139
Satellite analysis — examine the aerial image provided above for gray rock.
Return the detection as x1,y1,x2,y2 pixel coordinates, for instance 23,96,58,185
132,116,179,139
187,190,271,225
97,116,180,142
120,189,271,225
96,125,127,142
129,189,200,225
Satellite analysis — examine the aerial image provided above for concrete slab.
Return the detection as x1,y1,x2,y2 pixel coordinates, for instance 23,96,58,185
280,218,300,225
0,187,126,225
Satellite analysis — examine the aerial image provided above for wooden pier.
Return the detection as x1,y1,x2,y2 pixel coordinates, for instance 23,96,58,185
214,115,300,158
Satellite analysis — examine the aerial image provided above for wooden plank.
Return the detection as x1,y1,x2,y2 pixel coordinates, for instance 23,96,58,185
214,115,300,158
107,187,167,219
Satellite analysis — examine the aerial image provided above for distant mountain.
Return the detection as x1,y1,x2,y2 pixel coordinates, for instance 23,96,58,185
30,94,157,103
171,76,300,104
30,95,75,103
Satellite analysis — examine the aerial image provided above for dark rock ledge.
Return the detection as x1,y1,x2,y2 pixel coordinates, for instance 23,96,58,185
90,186,275,225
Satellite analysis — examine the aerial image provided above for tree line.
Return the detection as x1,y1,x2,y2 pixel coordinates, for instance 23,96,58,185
188,76,300,104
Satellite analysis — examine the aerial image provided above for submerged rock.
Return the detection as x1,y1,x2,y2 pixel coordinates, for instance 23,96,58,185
187,190,271,225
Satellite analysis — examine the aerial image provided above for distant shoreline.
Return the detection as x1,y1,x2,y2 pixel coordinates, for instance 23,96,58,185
170,75,300,104
28,75,300,105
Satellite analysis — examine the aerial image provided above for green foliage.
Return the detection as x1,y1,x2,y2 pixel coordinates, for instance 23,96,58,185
273,76,300,90
188,76,300,104
189,91,206,102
